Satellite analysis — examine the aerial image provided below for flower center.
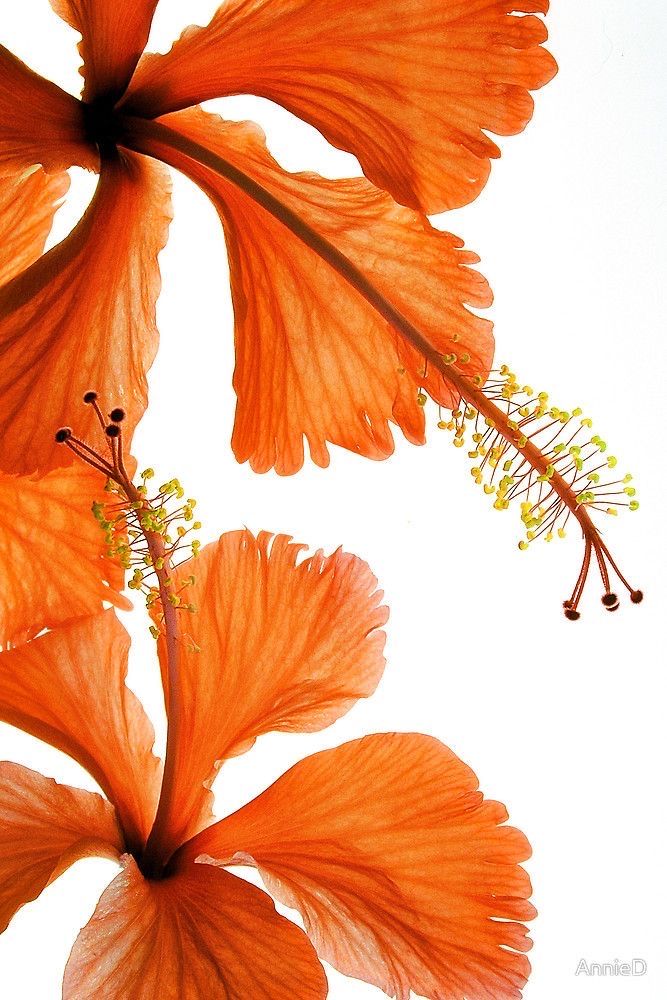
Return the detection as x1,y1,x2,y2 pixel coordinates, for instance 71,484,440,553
83,98,123,153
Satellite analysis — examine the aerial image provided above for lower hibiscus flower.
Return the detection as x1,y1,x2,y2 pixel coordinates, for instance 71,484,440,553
0,407,535,998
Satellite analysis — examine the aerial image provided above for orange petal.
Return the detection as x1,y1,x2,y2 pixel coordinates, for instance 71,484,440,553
154,530,387,851
130,109,492,474
0,44,95,177
0,761,121,933
50,0,159,102
184,734,536,1000
122,1,557,212
0,465,129,650
0,168,69,286
63,855,327,998
0,611,161,852
0,150,171,476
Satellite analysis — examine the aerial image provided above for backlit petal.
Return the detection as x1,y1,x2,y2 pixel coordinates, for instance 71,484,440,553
186,734,535,1000
0,45,95,177
0,611,161,851
129,110,492,475
50,0,159,102
63,856,327,999
122,0,557,212
0,465,129,650
0,762,121,933
154,530,387,851
0,168,69,286
0,150,171,476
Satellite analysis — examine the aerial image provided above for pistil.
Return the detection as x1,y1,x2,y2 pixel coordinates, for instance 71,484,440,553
56,395,201,876
118,118,642,616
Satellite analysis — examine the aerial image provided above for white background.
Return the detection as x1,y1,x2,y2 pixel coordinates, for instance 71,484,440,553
2,2,666,997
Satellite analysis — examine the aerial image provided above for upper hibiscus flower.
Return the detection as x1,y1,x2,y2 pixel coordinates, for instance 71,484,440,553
0,0,557,477
0,430,536,997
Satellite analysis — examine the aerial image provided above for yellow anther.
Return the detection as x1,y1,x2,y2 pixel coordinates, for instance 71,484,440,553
437,420,448,430
581,417,593,427
417,391,427,406
558,528,567,539
606,507,618,516
518,540,529,551
607,456,617,469
453,438,464,448
629,501,640,512
484,484,496,495
545,532,554,543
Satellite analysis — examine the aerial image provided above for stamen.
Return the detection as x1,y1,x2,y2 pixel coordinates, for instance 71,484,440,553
435,364,643,618
55,393,203,872
55,394,202,629
118,117,641,621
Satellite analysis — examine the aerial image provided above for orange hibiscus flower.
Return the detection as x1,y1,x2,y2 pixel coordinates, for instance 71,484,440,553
0,0,556,477
0,3,641,613
0,427,535,999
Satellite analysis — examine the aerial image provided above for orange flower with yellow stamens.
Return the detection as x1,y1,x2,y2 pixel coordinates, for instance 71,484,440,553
0,2,641,614
0,422,535,999
0,0,554,476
